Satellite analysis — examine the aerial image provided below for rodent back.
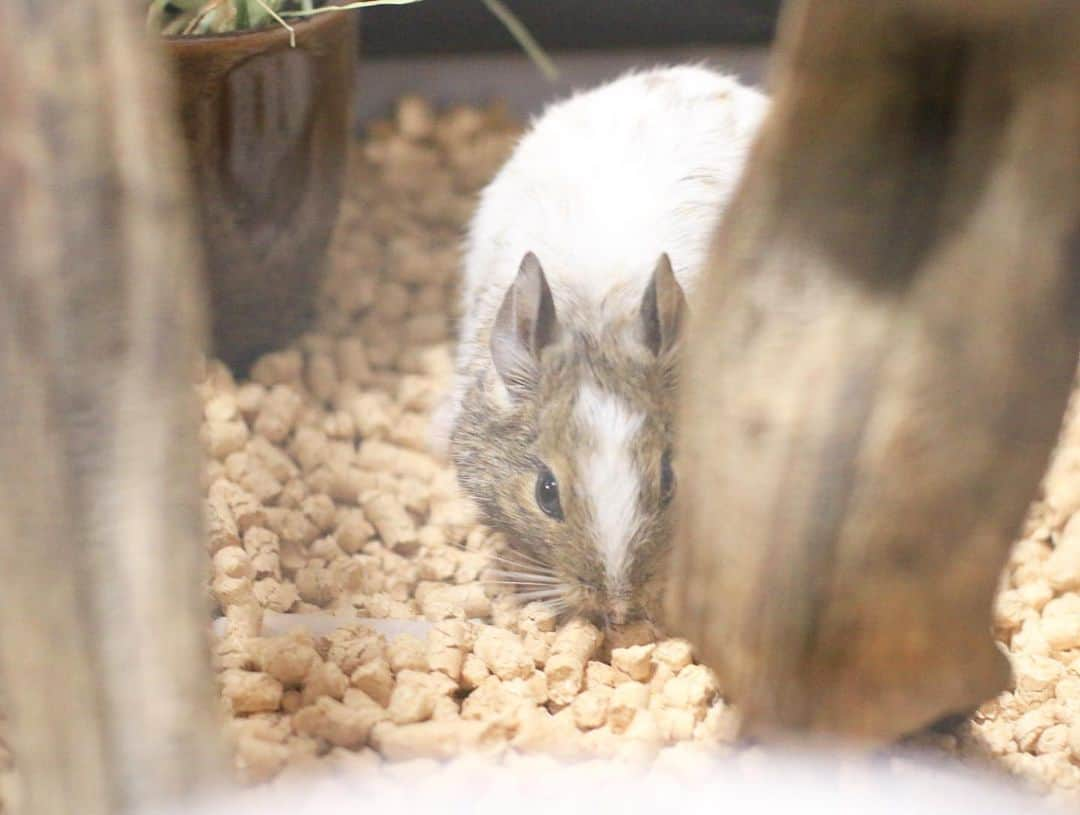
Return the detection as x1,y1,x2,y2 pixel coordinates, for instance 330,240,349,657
434,66,768,451
459,65,769,344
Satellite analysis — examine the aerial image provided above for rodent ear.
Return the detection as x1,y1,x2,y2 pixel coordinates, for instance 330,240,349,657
640,253,687,356
490,252,561,391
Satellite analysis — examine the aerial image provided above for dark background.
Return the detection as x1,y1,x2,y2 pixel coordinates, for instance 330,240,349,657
358,0,782,56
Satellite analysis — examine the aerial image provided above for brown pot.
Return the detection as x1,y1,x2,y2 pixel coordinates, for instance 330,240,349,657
165,11,358,371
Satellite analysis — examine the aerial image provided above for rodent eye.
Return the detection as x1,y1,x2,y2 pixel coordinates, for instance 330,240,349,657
535,465,564,521
660,451,675,507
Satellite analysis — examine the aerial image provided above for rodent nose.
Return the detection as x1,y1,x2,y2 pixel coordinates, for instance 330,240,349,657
608,599,630,626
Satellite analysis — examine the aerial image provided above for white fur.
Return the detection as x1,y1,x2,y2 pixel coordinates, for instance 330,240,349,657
575,383,645,594
434,65,769,447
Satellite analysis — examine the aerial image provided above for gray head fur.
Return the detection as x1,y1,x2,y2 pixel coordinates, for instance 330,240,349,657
450,252,686,628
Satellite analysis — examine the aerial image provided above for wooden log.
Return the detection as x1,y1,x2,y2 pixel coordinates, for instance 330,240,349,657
0,2,225,814
669,0,1080,742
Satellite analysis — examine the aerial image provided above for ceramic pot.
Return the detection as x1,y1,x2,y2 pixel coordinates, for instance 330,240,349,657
165,11,357,371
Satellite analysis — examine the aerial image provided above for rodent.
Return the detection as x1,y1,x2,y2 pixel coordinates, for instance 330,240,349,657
432,66,768,628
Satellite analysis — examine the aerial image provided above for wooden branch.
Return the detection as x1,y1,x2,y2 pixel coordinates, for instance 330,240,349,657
669,0,1080,742
0,2,225,813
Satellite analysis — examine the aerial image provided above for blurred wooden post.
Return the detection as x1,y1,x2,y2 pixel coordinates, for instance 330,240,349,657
0,2,225,813
670,0,1080,742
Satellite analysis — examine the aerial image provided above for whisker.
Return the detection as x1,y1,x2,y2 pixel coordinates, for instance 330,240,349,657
484,569,559,586
439,535,494,553
541,601,571,618
482,583,566,595
434,539,554,579
537,597,567,609
487,569,560,584
480,574,559,587
492,547,549,569
483,572,561,586
483,580,563,589
492,557,555,578
439,535,551,573
514,588,568,602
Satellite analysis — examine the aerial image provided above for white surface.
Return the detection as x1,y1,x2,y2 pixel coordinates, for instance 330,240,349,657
210,612,434,639
169,750,1053,815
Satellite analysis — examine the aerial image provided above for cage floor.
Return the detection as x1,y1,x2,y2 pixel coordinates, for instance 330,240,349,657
203,94,1080,797
3,90,1079,811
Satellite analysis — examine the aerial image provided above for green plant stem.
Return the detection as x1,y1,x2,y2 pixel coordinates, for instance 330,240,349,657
480,0,559,81
278,0,425,16
253,0,297,45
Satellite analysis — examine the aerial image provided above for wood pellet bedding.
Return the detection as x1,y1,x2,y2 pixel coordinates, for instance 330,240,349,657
3,94,1080,809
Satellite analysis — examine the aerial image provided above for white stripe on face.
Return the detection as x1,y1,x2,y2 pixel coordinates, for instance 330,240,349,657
574,382,645,595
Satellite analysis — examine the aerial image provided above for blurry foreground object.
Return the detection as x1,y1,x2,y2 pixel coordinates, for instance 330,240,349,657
671,0,1080,742
163,9,357,372
165,750,1058,815
0,1,225,814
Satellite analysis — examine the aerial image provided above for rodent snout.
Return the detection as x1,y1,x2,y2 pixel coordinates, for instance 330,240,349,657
564,583,645,629
606,598,632,627
597,591,657,631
